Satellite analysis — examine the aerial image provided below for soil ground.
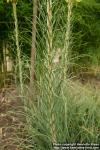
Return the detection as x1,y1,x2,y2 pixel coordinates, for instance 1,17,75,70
0,86,23,150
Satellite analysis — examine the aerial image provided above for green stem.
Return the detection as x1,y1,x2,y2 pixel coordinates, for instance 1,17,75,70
12,2,23,93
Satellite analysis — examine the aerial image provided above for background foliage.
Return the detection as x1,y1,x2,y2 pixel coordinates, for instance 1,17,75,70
0,0,100,66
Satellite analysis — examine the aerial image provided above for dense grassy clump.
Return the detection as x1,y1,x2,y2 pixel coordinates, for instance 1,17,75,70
14,1,100,149
19,79,100,150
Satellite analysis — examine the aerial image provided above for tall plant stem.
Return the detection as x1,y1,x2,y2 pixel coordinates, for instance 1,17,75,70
63,0,73,80
30,0,38,86
61,0,73,139
3,41,6,87
12,1,23,92
47,0,52,56
47,0,56,143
